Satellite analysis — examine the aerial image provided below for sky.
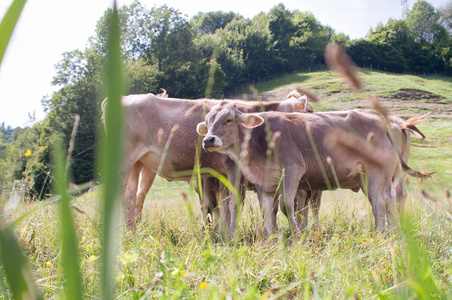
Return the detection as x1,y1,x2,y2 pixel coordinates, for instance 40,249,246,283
0,0,449,128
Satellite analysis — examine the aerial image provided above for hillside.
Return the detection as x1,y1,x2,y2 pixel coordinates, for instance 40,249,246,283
236,69,452,119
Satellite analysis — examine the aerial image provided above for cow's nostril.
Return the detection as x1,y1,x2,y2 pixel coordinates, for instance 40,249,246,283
203,136,216,148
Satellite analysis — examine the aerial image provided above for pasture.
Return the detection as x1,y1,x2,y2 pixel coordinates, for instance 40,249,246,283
2,69,452,299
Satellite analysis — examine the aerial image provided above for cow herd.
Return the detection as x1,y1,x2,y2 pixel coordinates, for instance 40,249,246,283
103,89,432,239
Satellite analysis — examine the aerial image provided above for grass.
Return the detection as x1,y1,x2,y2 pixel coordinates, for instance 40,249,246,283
248,69,452,104
7,177,452,298
404,119,452,193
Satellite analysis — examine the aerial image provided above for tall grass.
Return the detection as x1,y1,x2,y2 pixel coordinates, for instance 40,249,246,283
98,2,124,299
0,0,41,299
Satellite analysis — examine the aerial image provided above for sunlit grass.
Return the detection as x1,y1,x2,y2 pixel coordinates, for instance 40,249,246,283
5,176,451,298
250,69,452,104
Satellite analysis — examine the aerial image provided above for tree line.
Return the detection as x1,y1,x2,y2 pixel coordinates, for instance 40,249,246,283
1,0,451,199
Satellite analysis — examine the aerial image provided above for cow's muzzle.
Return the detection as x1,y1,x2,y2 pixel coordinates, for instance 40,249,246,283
202,135,222,150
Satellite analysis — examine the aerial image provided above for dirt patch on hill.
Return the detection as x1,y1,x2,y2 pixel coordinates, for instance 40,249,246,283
235,87,452,119
393,89,446,103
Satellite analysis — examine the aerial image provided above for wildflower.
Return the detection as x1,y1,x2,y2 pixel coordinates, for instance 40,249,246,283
25,150,31,157
199,282,208,290
46,261,53,268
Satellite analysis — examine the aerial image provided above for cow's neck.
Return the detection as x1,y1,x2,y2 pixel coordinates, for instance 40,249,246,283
225,126,271,186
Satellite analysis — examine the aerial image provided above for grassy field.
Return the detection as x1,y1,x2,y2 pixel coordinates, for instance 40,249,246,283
3,69,452,299
249,69,452,102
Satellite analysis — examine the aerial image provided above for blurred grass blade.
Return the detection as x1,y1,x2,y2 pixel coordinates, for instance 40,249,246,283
53,142,82,300
99,1,124,299
0,226,41,299
0,0,27,66
0,267,8,298
0,0,40,298
400,214,441,298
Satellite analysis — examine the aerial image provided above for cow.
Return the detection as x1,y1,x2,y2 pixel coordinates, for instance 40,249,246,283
105,92,314,235
197,102,429,235
301,114,429,231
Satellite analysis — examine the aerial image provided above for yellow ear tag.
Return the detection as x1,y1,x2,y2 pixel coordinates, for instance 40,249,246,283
298,103,304,110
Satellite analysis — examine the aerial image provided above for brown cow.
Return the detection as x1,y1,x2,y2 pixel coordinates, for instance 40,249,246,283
302,114,428,231
129,91,314,235
197,103,427,235
107,92,313,234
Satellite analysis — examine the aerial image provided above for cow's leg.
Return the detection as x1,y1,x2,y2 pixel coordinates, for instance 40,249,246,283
309,190,322,230
385,180,398,228
366,176,396,233
123,161,142,228
294,189,309,231
279,172,303,236
219,186,232,238
225,168,245,238
259,189,278,236
134,166,156,222
199,178,211,229
280,190,300,235
393,171,407,214
200,178,220,231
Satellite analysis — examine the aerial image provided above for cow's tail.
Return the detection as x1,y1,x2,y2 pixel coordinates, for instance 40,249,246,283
386,126,435,179
399,153,436,178
156,88,168,98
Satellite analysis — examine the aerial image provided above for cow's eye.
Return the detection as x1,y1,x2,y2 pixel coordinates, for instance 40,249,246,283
225,119,233,124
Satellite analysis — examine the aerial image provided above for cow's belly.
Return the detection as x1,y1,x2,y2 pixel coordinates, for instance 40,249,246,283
300,168,361,191
140,150,227,182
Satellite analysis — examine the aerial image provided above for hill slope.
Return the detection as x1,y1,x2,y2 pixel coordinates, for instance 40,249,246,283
236,69,452,119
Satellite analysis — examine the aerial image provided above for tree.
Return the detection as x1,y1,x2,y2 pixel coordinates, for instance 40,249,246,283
366,20,414,72
268,4,295,72
124,58,160,94
191,11,242,35
406,1,442,44
43,47,103,188
289,11,334,68
195,32,244,95
347,39,378,68
219,18,275,83
438,1,452,34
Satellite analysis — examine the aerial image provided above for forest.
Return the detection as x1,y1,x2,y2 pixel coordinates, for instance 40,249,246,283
1,0,451,199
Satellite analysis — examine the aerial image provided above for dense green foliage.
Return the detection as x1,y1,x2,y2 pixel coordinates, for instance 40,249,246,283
1,0,451,199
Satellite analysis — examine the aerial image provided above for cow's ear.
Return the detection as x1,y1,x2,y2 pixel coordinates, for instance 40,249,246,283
240,114,264,128
305,101,314,113
196,122,208,136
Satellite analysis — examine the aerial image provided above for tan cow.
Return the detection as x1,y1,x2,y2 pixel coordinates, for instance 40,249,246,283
302,114,428,231
197,103,428,235
108,93,313,234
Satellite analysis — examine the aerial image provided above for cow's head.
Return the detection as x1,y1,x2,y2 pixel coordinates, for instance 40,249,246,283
279,90,314,113
197,102,264,152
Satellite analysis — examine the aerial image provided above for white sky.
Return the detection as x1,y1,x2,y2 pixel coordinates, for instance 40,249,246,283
0,0,448,128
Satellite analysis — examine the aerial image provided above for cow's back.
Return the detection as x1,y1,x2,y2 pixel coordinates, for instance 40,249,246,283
251,110,396,190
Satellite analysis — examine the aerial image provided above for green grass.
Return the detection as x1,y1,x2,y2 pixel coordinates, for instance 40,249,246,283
248,69,452,104
7,177,452,298
407,119,452,193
